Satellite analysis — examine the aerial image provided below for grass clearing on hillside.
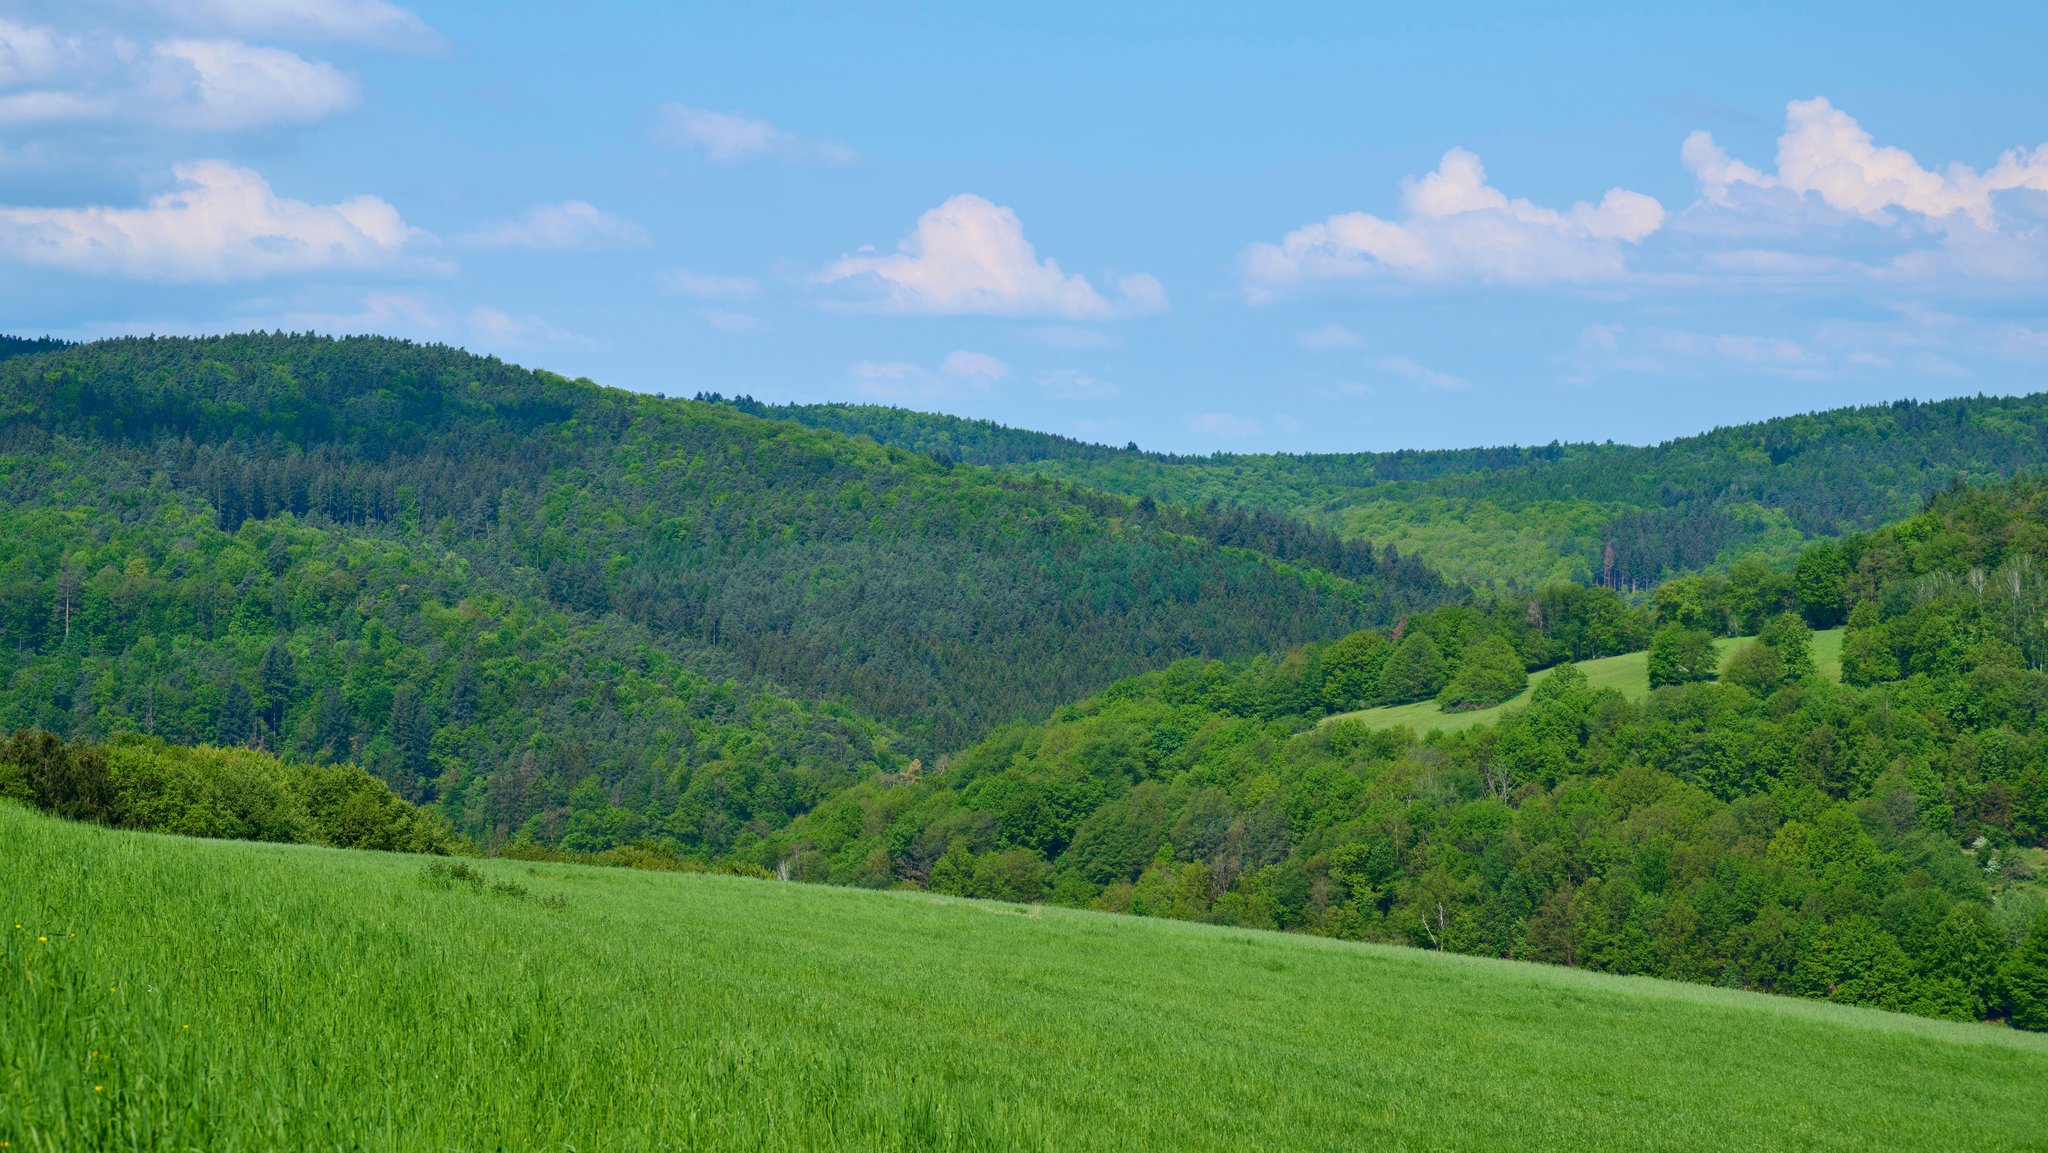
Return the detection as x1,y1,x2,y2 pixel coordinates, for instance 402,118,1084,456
4,803,2045,1151
1328,628,1846,736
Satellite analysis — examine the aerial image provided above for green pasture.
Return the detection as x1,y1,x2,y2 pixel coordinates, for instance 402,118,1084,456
1327,628,1846,737
4,800,2044,1152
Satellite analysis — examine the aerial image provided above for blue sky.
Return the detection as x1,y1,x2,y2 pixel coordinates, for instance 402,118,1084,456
2,1,2045,452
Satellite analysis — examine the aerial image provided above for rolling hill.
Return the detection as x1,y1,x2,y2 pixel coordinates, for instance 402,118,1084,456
0,333,1451,850
714,392,2048,589
5,802,2044,1151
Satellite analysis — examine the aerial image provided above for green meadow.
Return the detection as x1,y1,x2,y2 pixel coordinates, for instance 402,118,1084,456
5,801,2045,1152
1327,628,1846,736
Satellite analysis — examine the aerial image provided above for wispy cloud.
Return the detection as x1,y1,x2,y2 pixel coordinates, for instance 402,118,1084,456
652,103,856,166
460,201,649,251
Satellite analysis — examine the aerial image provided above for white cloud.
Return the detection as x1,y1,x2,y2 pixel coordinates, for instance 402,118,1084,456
657,269,759,299
146,39,357,130
1679,99,2048,286
652,103,856,166
1299,322,1366,350
819,194,1167,319
467,306,591,350
154,0,443,51
0,26,358,132
459,201,649,251
1244,148,1664,296
0,161,421,281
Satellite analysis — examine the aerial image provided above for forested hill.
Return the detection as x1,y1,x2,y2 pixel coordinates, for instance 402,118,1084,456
0,333,1452,845
716,393,2048,590
764,475,2048,1032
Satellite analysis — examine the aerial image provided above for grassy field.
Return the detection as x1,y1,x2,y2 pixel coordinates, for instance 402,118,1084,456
1328,628,1846,736
4,802,2046,1151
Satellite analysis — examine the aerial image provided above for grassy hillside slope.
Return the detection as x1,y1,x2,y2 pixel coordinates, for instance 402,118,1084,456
720,393,2048,588
4,804,2044,1152
1328,628,1846,735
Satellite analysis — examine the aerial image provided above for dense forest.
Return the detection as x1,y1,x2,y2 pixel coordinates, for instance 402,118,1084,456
757,478,2048,1029
0,333,1452,848
720,394,2048,590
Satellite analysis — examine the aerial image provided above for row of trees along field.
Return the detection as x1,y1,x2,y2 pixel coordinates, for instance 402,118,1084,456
0,333,1456,849
758,476,2048,1030
719,393,2048,590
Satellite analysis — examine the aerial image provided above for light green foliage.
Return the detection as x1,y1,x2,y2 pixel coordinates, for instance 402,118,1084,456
1436,635,1527,712
4,804,2046,1151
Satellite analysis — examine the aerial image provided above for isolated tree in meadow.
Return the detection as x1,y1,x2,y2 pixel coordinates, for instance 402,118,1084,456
1758,613,1817,681
1436,636,1527,712
1376,632,1447,704
1647,624,1718,688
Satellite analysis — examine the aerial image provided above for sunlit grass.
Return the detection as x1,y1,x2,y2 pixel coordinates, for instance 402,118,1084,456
1329,628,1846,736
3,796,2041,1151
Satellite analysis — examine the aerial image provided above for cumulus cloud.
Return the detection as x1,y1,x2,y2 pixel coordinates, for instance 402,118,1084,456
1680,99,2048,285
153,0,443,52
657,268,759,299
0,161,422,280
1244,148,1664,296
819,194,1168,319
653,103,856,166
459,201,649,251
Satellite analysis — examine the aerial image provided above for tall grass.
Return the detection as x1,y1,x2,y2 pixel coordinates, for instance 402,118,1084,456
3,801,2044,1151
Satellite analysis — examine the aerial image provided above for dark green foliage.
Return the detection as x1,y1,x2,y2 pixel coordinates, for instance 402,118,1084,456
0,729,117,824
0,729,468,853
2004,920,2048,1030
719,393,2048,589
1795,543,1850,627
1437,636,1527,711
1647,625,1718,688
0,333,1456,851
1377,633,1447,704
